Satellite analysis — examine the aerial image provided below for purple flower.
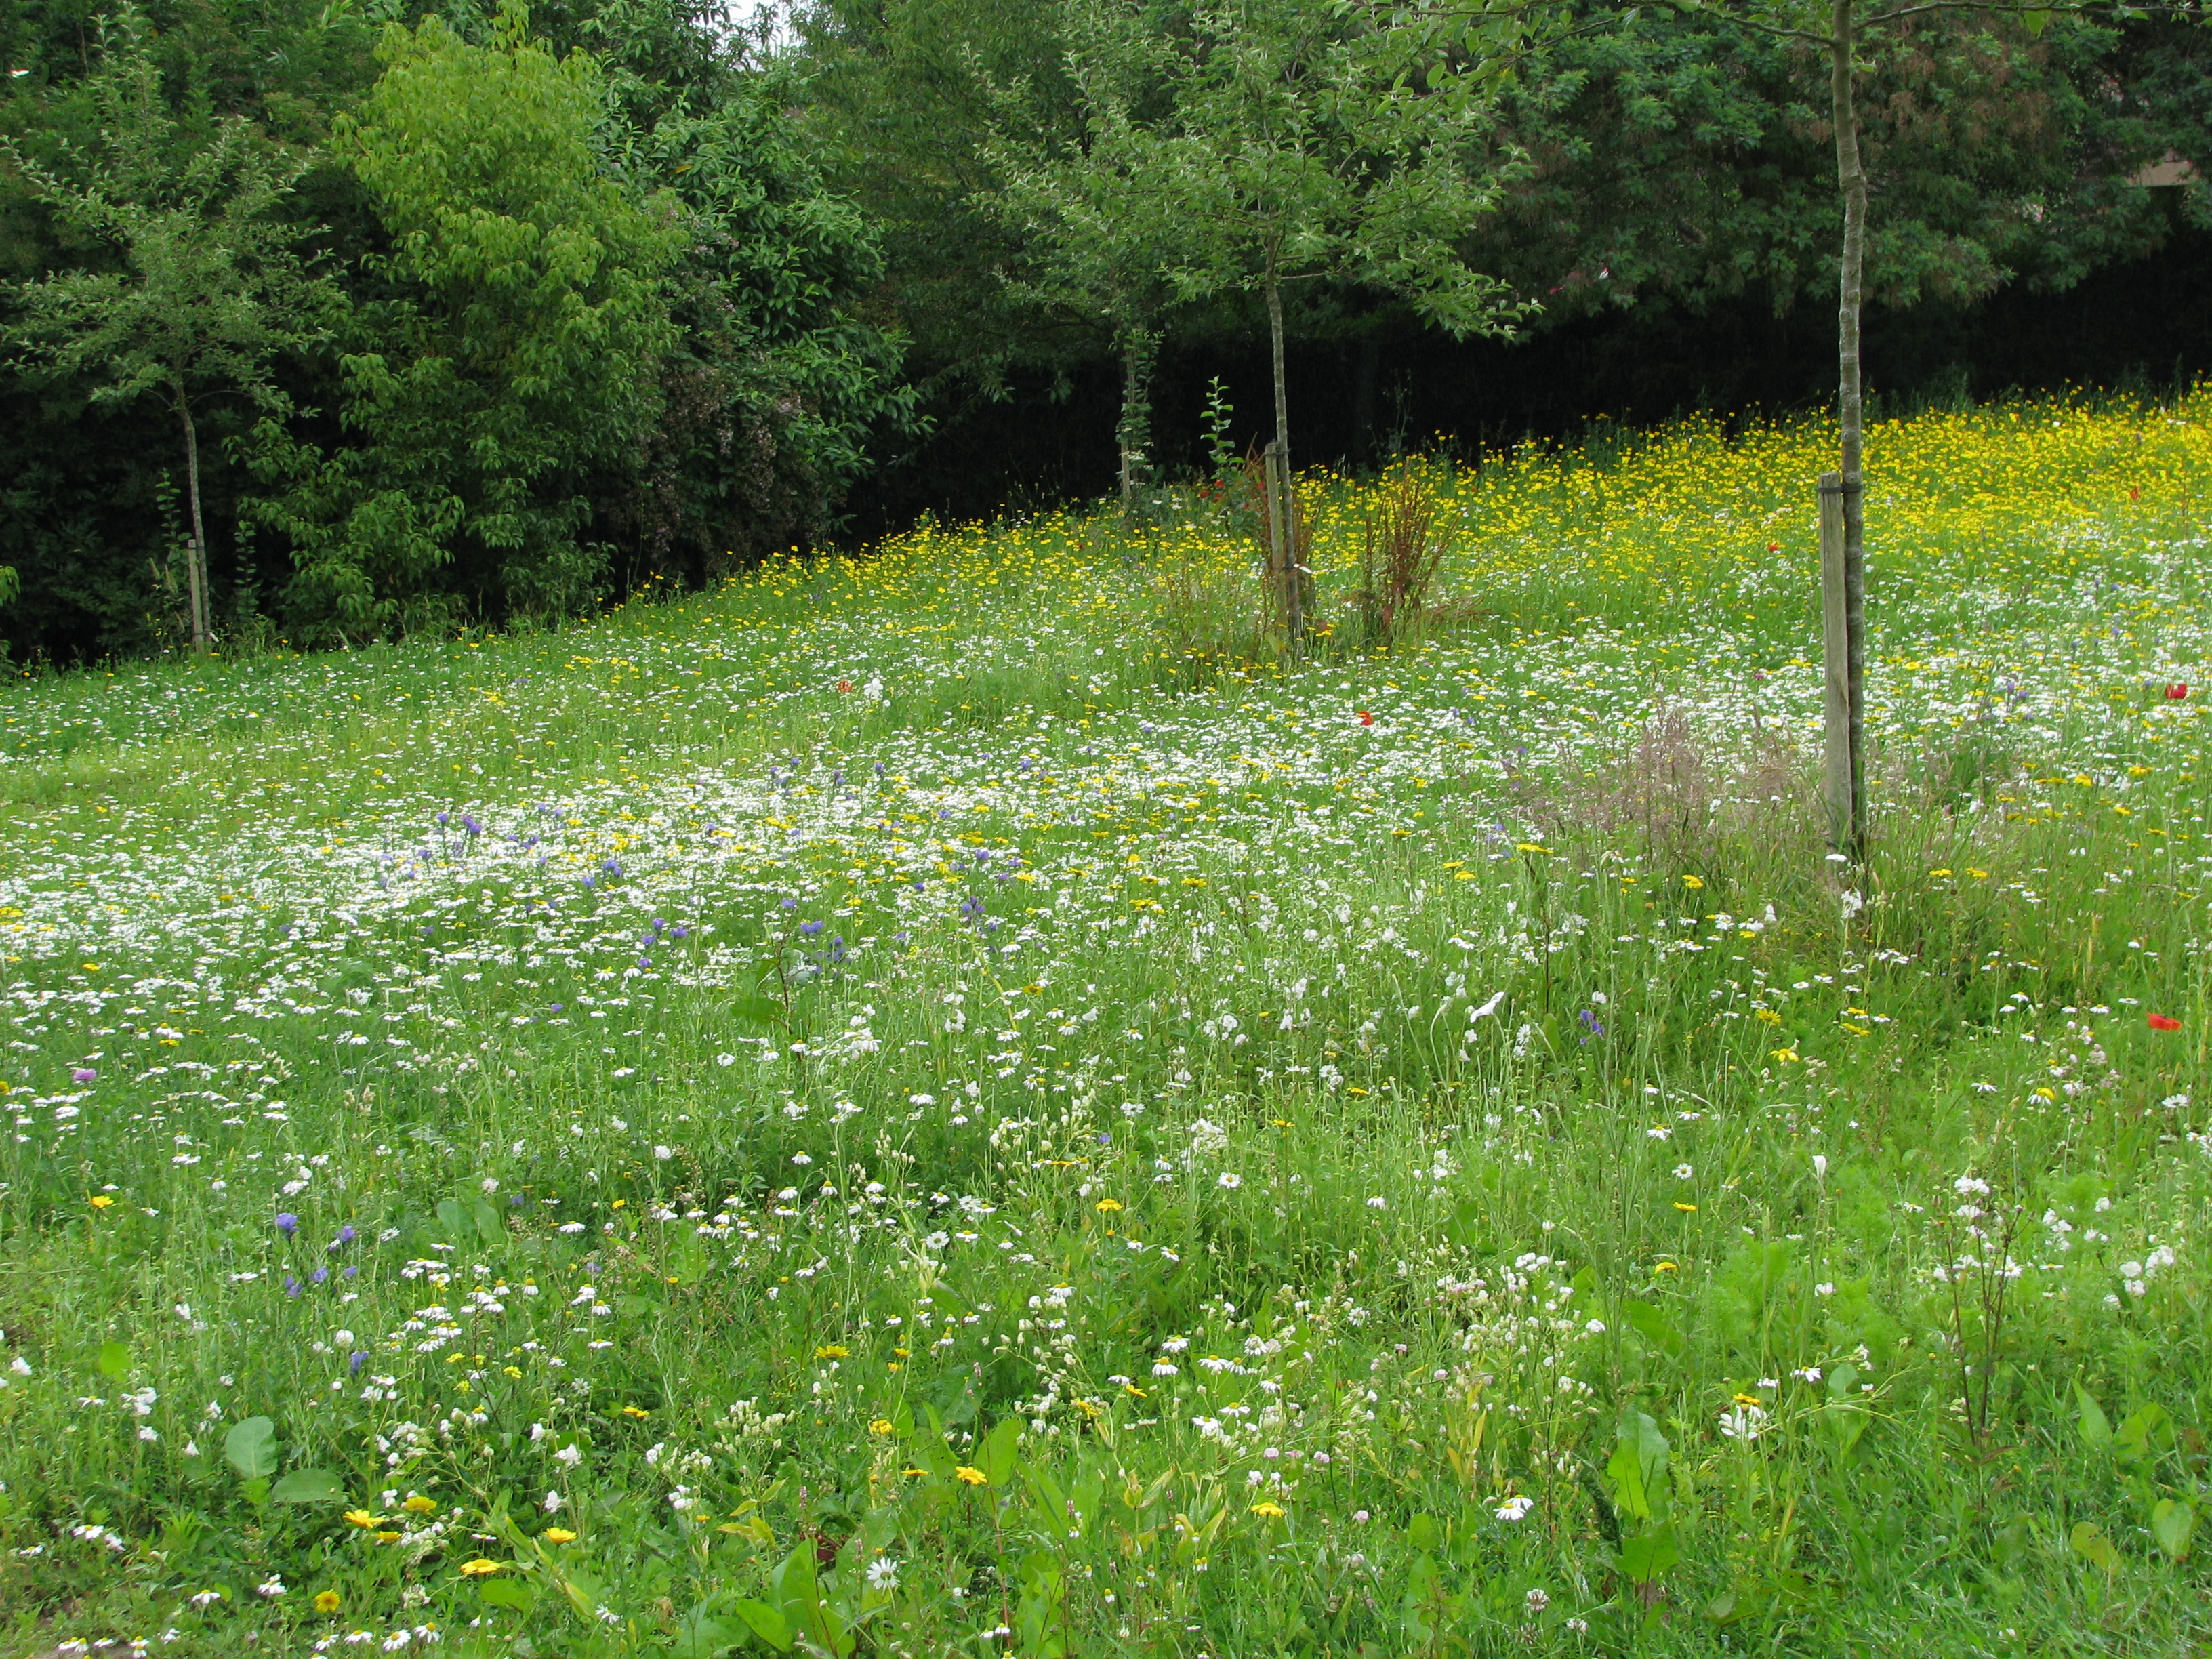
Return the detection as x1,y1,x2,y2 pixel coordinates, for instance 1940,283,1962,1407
334,1225,356,1246
274,1212,299,1236
343,1265,359,1280
310,1265,329,1285
798,920,825,937
350,1351,369,1374
284,1276,302,1296
72,1067,97,1084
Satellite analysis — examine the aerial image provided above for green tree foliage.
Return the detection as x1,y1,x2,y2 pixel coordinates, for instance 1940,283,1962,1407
980,0,1190,509
254,5,682,640
0,0,907,657
3,10,330,653
1479,5,2200,321
1144,0,1536,465
605,50,918,582
796,0,1087,394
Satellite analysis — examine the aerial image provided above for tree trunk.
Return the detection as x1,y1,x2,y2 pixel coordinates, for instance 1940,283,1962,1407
1263,254,1303,644
1830,0,1867,852
1115,325,1157,517
1265,251,1289,461
176,386,210,654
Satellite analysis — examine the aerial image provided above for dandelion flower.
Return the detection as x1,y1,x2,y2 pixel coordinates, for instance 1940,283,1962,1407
953,1465,987,1485
314,1591,342,1614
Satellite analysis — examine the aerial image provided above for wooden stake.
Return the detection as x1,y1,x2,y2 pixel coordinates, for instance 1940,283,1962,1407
1265,440,1295,649
1820,471,1854,850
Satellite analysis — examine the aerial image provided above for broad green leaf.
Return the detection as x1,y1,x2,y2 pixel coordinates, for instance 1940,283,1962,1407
2152,1497,2196,1561
980,1417,1021,1487
270,1467,347,1504
1616,1524,1679,1585
472,1198,503,1244
1605,1410,1669,1524
96,1341,131,1381
2116,1401,2170,1460
1405,1511,1439,1550
478,1577,534,1612
436,1198,468,1241
733,1598,793,1652
1071,1470,1105,1530
223,1416,279,1480
2070,1521,2121,1572
728,996,785,1031
1622,1300,1682,1357
668,1608,741,1659
2076,1385,2112,1450
1023,1460,1073,1532
558,1567,608,1622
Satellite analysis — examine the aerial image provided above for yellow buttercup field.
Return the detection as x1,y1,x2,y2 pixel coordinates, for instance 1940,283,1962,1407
1,393,2207,1654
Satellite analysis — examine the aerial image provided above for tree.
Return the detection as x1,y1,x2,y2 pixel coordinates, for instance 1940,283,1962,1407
3,11,329,654
981,0,1192,510
603,62,918,583
1687,0,2209,849
794,0,1088,397
257,2,682,640
1143,0,1538,634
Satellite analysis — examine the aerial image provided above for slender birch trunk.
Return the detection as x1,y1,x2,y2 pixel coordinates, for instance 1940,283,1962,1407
1115,325,1157,516
176,384,210,654
1830,0,1868,851
1263,249,1303,644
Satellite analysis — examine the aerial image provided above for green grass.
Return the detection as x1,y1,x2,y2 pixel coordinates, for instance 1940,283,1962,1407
1,394,2209,1658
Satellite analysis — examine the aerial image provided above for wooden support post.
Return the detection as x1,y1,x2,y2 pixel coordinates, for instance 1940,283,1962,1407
1819,472,1855,852
1842,470,1866,855
1265,440,1296,649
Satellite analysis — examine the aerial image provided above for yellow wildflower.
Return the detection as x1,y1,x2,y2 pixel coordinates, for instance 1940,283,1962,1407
953,1465,988,1486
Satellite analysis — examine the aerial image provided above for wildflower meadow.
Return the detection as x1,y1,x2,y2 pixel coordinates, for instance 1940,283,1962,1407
2,394,2210,1657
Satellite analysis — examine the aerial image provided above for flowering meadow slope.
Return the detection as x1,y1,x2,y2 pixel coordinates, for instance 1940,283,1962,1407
1,396,2210,1656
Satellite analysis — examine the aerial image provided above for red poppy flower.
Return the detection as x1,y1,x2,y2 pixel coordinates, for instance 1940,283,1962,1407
1766,542,1780,554
1357,711,1374,726
2148,1012,2183,1031
2129,486,2142,501
2166,684,2188,700
836,679,854,693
